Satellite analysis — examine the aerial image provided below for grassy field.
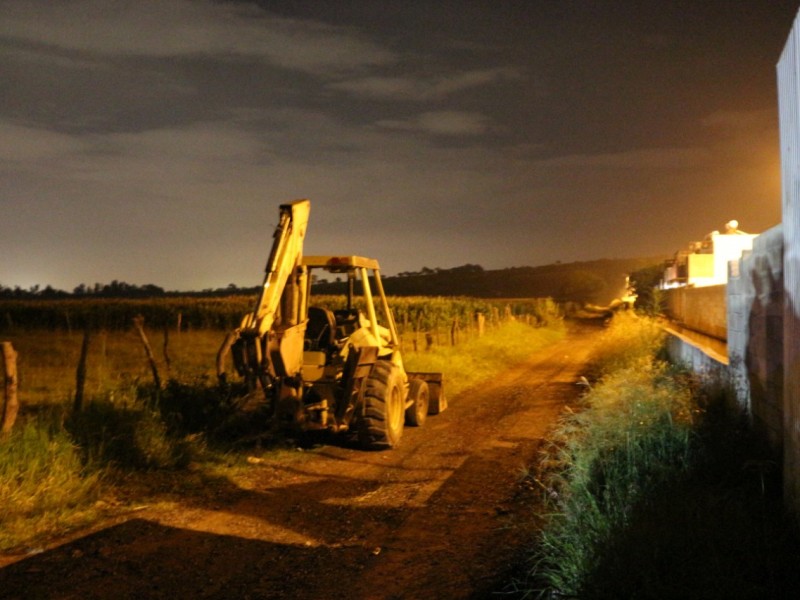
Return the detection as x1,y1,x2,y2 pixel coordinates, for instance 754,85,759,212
5,328,224,408
0,297,563,552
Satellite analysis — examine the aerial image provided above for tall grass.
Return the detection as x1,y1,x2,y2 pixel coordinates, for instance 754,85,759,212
0,328,224,551
534,362,695,596
583,311,666,380
524,313,800,599
0,416,103,550
67,400,196,471
527,313,693,597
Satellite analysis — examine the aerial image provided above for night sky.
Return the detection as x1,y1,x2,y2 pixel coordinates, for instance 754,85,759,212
1,1,798,292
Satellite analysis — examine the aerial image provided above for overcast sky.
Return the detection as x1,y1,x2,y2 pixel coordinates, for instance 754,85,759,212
1,0,798,291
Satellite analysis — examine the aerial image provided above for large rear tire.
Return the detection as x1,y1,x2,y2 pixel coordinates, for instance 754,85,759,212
358,360,404,449
404,378,429,427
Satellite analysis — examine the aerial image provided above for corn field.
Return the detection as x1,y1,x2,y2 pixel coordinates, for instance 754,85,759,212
0,295,561,334
0,295,561,408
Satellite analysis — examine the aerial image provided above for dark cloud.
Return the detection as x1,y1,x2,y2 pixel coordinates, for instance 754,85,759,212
0,0,796,290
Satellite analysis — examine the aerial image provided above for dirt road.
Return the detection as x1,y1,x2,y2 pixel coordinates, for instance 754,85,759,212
0,323,602,600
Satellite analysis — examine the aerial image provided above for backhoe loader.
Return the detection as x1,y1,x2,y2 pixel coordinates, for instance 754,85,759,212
216,199,445,449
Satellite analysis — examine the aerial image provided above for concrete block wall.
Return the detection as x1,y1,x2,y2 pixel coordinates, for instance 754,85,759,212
665,333,728,384
727,255,750,414
727,225,784,450
667,7,800,519
664,284,727,341
779,13,800,515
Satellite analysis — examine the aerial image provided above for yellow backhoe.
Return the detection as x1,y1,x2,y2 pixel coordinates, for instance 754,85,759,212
217,199,445,449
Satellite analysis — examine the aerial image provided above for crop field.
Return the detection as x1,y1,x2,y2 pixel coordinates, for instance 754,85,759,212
0,295,561,408
0,294,559,333
4,328,223,408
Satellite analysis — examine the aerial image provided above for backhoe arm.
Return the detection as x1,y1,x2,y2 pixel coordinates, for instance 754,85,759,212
242,199,310,335
216,199,310,385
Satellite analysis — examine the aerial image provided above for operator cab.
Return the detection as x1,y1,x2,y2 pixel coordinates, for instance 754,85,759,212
300,255,399,382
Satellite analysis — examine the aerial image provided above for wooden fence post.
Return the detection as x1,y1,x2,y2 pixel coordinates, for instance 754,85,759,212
133,315,162,393
400,312,408,352
475,311,485,338
425,332,434,351
74,328,91,413
162,324,172,379
1,341,19,435
450,317,460,346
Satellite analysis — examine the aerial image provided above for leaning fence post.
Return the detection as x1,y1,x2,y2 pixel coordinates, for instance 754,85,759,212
133,315,162,395
1,341,19,435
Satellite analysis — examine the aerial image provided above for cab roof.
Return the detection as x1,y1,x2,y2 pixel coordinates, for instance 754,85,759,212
302,255,381,271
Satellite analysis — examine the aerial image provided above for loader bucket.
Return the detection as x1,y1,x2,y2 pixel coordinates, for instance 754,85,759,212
408,372,446,414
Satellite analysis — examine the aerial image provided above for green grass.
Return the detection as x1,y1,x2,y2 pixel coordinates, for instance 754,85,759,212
532,361,696,597
520,314,800,600
404,319,564,397
66,400,196,471
0,327,232,551
582,310,666,381
572,411,800,600
0,416,103,551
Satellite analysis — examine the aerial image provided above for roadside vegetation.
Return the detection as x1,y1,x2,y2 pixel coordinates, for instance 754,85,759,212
0,416,103,550
518,312,800,599
405,318,563,398
0,296,562,553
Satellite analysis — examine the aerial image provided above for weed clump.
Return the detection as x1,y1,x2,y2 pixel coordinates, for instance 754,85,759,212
583,311,666,381
535,361,696,597
0,416,102,551
67,400,194,470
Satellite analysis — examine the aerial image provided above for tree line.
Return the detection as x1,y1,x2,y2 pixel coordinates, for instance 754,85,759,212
394,264,484,278
0,265,487,300
0,281,261,300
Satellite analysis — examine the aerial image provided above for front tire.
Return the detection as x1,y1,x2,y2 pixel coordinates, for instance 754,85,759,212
358,360,404,449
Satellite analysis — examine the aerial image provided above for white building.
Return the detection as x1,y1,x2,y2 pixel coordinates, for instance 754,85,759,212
661,220,757,288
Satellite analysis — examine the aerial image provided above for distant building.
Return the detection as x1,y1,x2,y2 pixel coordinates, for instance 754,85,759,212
661,220,757,288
